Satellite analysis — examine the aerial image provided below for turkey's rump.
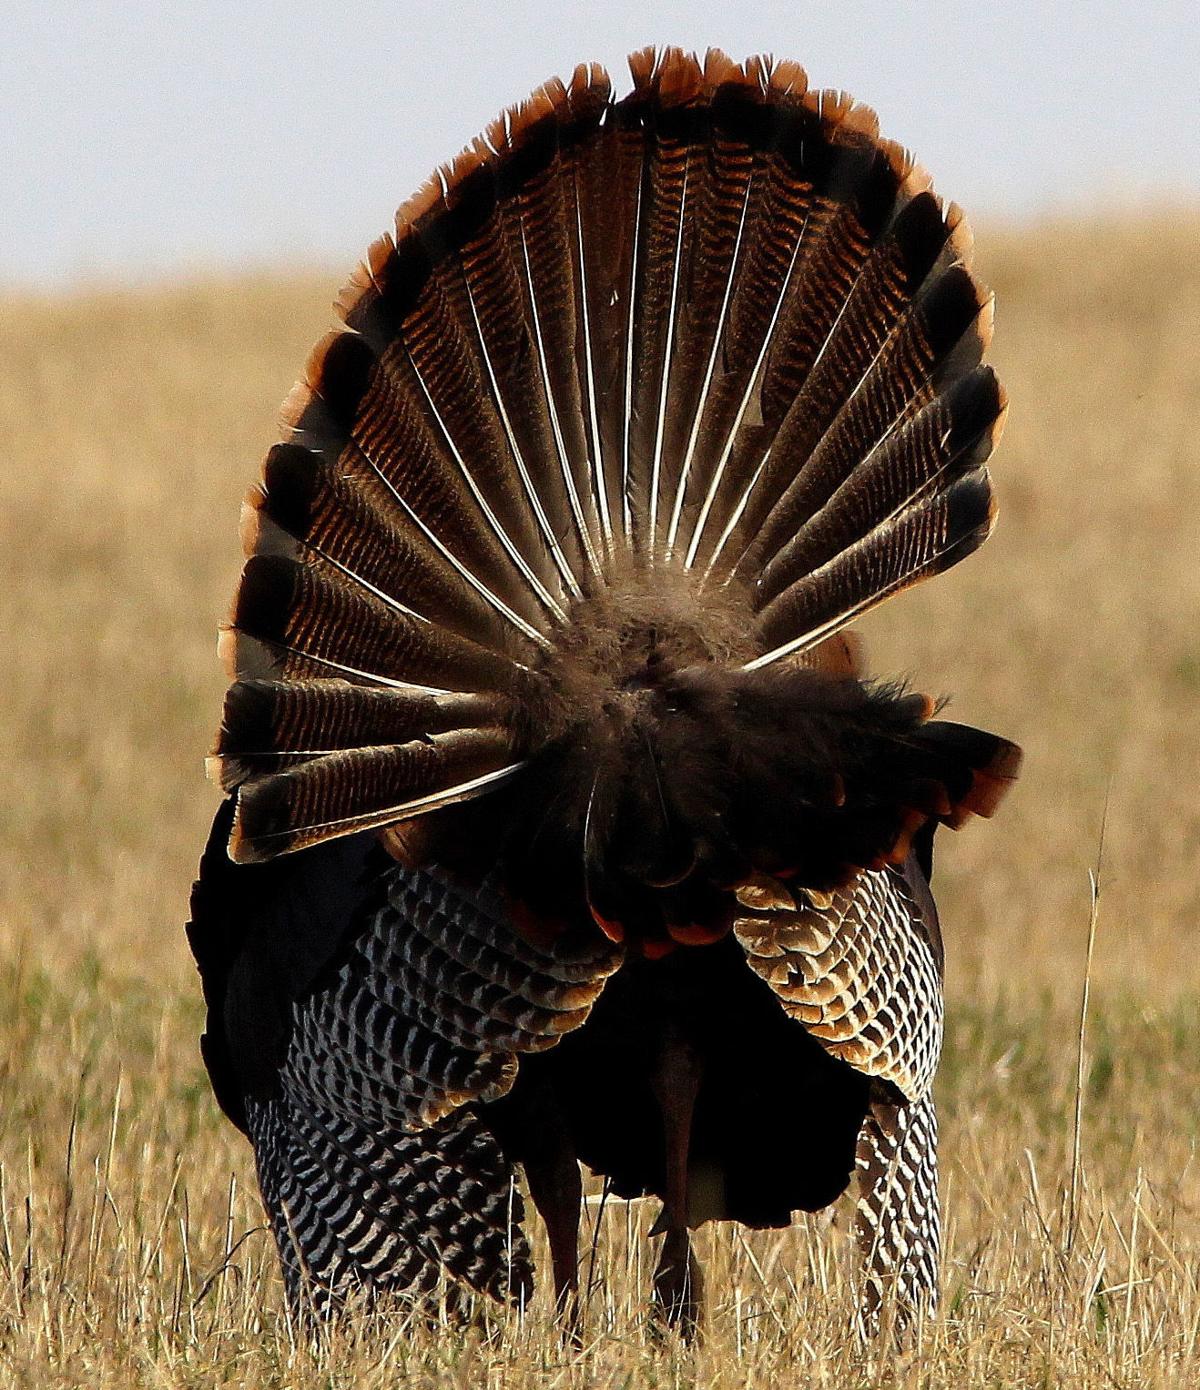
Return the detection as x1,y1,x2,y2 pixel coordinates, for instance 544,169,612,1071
487,934,874,1230
209,47,1017,954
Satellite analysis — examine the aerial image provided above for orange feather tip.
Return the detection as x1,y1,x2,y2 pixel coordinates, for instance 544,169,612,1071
651,48,706,105
480,77,574,163
278,379,316,435
700,48,741,88
944,200,975,264
742,54,807,101
939,741,1022,827
811,88,880,144
666,921,730,946
301,328,348,393
394,169,453,238
626,45,661,89
217,629,288,684
333,231,395,324
886,809,930,866
991,390,1011,450
216,626,240,683
237,491,305,568
237,492,265,559
527,78,569,120
961,745,1022,816
275,328,343,435
762,58,810,101
225,796,265,865
626,46,709,106
977,291,997,350
566,62,611,111
588,904,625,944
893,147,936,205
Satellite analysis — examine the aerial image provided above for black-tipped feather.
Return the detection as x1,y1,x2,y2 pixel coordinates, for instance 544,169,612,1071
231,554,523,696
758,366,1005,601
215,680,510,790
753,471,996,662
231,730,522,862
249,444,525,655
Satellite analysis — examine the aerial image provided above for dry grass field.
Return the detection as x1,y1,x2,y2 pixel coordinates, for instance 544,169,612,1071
2,213,1199,1386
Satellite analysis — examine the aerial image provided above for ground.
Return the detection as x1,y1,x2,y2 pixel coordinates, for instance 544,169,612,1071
1,213,1199,1387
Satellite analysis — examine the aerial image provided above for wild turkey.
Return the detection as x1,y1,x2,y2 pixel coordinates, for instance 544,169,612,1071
188,48,1020,1335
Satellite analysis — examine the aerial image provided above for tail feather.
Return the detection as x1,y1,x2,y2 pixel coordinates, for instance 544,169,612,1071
229,554,521,695
231,730,522,862
213,680,508,789
333,234,577,621
213,49,1019,905
752,470,996,664
710,189,957,577
283,329,560,629
675,67,820,570
619,51,707,560
661,89,756,557
496,82,606,579
757,366,1007,604
564,66,643,553
682,103,905,574
736,263,994,589
428,160,588,601
243,444,526,655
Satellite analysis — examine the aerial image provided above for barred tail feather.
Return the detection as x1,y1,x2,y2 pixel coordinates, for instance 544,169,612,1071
214,48,1017,885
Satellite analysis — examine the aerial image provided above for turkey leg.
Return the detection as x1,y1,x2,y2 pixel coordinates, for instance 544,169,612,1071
650,1034,704,1336
520,1089,583,1334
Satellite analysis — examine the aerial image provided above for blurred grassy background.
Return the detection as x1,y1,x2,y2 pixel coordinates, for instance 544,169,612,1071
1,215,1199,1385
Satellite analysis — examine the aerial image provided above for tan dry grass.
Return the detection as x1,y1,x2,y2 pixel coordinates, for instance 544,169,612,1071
1,214,1199,1385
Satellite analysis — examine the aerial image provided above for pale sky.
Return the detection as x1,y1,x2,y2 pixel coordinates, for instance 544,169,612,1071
4,0,1197,289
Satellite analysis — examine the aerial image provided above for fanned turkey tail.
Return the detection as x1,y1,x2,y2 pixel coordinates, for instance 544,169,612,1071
209,47,1020,950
